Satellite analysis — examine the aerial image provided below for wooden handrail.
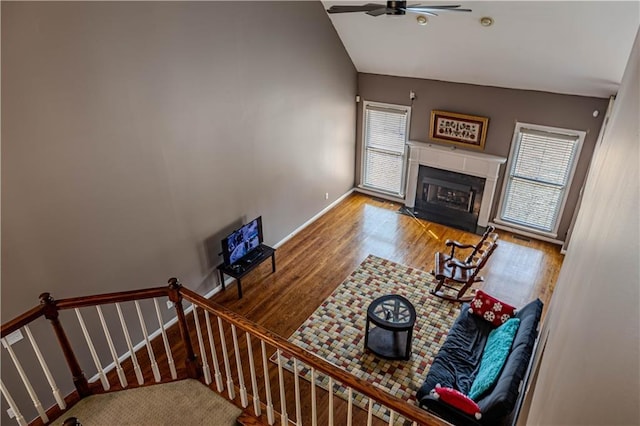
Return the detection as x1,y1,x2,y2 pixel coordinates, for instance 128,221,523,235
2,282,452,425
1,305,44,338
55,287,169,310
180,286,452,426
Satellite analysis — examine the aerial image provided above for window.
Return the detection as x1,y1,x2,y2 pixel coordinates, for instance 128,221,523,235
361,101,411,197
497,123,584,237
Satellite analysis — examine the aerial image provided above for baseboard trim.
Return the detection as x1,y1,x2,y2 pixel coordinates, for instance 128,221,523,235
354,187,405,204
273,188,355,249
489,221,564,246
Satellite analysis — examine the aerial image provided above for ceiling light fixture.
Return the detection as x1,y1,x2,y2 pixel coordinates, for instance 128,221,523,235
480,16,494,27
416,15,428,25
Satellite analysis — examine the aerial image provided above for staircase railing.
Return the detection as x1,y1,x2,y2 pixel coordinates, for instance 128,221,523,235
1,279,450,426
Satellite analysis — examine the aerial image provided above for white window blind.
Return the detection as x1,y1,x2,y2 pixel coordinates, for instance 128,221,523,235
362,102,410,196
499,125,583,235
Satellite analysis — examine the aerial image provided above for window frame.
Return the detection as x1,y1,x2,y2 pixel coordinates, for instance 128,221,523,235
495,122,585,238
360,100,411,198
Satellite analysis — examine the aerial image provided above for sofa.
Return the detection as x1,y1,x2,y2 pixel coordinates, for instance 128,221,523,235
416,298,543,425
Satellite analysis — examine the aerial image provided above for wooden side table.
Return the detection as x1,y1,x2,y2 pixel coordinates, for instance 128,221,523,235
217,244,276,299
364,294,416,360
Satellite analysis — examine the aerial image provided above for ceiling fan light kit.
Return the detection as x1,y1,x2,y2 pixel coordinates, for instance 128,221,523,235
416,15,428,25
326,1,472,18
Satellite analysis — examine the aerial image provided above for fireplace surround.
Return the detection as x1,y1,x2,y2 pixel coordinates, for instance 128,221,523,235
405,142,506,233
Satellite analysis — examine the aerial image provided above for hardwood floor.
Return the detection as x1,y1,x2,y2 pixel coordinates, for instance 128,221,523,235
40,192,563,425
211,192,562,331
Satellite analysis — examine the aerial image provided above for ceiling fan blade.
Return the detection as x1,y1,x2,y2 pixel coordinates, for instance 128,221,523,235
366,7,391,16
403,8,437,16
407,5,472,12
326,3,384,14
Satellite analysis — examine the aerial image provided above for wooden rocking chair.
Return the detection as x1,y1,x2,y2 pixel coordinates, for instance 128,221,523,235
431,226,499,302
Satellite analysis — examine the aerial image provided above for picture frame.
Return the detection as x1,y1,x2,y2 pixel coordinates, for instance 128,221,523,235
429,110,489,150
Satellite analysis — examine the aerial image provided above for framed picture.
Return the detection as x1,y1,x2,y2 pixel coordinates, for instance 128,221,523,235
429,110,489,150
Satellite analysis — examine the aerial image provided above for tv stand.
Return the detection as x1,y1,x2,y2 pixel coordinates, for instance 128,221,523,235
217,244,276,299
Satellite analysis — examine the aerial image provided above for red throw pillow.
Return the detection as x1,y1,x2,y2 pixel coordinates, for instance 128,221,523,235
430,384,482,420
469,290,516,327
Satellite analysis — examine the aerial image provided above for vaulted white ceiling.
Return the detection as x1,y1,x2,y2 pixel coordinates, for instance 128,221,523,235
322,1,639,97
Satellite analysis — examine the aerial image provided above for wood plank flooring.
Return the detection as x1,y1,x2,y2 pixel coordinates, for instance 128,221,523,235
39,192,563,425
211,192,562,330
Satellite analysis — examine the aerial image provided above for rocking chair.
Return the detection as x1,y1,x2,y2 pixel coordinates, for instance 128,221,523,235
431,226,498,302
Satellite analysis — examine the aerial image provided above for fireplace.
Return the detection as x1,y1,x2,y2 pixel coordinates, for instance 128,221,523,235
414,166,485,232
404,142,507,234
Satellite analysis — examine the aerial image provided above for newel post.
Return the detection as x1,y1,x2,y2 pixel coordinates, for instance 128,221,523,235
167,278,202,379
39,293,91,397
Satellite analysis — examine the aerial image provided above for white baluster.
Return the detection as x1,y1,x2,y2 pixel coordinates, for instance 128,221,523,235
310,367,317,426
96,305,127,387
0,379,27,426
245,333,261,416
205,310,224,391
2,338,48,423
231,325,248,407
347,387,353,426
115,303,144,385
293,359,301,426
134,301,161,382
387,409,395,426
74,309,109,391
23,325,66,408
367,398,373,426
192,306,211,385
276,349,288,426
328,377,334,426
217,317,235,399
153,298,177,380
412,422,418,426
261,340,275,425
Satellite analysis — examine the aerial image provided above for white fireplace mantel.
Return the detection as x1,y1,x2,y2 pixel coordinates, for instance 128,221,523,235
405,141,507,227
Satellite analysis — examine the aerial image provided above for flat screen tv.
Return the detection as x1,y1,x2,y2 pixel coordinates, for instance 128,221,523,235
221,216,263,266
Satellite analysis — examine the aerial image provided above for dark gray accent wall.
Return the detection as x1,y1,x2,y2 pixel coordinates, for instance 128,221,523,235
2,1,356,317
356,73,608,240
1,2,355,420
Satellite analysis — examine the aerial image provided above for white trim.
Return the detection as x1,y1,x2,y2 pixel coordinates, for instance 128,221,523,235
489,221,565,246
360,100,411,197
355,186,405,204
496,122,585,236
273,188,354,249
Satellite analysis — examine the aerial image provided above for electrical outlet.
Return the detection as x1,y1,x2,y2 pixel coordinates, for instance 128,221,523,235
325,192,329,200
7,408,15,419
166,300,174,310
2,330,23,348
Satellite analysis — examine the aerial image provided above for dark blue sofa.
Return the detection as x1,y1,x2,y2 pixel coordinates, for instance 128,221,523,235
416,299,543,425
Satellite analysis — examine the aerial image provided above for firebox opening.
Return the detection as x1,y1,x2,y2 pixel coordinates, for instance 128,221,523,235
413,166,485,233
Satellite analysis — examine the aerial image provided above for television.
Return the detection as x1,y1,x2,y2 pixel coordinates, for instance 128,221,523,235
221,216,263,266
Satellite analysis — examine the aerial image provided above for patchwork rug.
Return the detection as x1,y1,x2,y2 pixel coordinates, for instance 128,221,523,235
273,254,461,423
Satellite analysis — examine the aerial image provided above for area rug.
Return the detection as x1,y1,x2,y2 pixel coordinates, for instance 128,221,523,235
273,254,461,424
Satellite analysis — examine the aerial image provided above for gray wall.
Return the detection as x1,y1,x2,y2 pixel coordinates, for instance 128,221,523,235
2,1,356,317
1,2,355,421
356,73,609,240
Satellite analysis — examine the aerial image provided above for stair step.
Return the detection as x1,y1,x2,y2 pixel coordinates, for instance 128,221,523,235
236,410,268,426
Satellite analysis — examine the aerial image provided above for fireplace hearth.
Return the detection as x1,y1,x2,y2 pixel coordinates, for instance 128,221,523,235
413,166,485,233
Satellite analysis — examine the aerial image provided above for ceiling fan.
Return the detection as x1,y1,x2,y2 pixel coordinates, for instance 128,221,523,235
326,1,471,17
